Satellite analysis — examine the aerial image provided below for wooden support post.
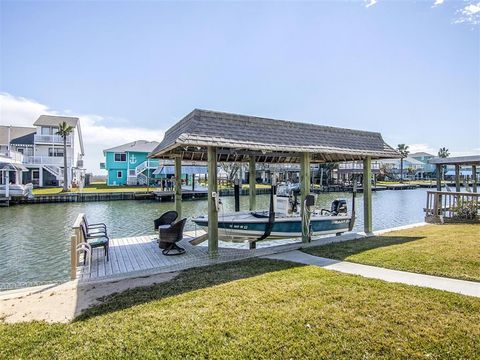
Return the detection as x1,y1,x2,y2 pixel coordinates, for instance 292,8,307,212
363,156,373,234
5,170,9,198
234,175,240,212
436,164,442,191
455,164,461,192
207,146,218,256
300,152,311,243
472,165,477,193
249,156,256,211
175,156,182,219
70,234,77,280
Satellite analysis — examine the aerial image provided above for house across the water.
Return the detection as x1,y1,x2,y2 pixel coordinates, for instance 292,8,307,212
101,140,209,186
0,115,85,188
102,140,160,186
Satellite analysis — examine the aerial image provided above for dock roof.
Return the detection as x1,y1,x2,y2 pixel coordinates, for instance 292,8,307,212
150,109,399,163
429,155,480,166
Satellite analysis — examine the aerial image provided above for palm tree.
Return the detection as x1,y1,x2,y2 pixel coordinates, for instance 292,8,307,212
56,122,74,192
438,147,450,158
397,144,409,183
438,147,450,180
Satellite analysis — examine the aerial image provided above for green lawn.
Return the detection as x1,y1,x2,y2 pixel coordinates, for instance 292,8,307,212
303,224,480,282
32,183,272,195
376,180,440,186
32,183,155,195
1,258,479,358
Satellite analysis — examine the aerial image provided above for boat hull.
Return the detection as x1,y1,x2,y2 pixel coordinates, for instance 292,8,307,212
192,212,351,242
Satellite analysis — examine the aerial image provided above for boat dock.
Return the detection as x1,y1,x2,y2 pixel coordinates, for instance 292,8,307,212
74,229,368,283
75,230,316,282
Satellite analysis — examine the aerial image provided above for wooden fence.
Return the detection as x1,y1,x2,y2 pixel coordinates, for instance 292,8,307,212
425,191,480,224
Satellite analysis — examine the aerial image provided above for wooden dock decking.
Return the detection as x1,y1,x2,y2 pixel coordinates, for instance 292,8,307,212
76,231,309,282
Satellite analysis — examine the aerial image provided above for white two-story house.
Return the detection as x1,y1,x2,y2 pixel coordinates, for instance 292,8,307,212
0,115,85,187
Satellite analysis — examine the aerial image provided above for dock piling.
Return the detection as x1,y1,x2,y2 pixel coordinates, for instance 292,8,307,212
207,146,219,256
300,152,311,243
363,156,373,233
175,156,182,219
249,157,256,211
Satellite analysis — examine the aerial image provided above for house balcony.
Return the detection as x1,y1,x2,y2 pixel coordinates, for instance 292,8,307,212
23,156,71,167
0,150,24,163
34,134,72,145
338,162,380,170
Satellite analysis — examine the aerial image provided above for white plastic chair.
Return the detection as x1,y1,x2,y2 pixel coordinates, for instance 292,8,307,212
76,242,92,275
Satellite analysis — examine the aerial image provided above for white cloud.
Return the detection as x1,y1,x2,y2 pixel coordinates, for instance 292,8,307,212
406,144,479,157
364,0,377,8
407,143,438,155
0,93,165,174
0,93,56,126
454,1,480,25
432,0,444,7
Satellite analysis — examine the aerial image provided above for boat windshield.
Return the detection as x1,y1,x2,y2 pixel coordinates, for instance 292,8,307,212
276,183,300,197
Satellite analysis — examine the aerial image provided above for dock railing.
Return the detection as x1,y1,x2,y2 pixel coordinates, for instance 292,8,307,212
70,213,86,279
425,191,479,224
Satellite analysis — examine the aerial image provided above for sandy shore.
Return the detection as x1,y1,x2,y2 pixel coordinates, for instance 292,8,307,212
0,272,178,323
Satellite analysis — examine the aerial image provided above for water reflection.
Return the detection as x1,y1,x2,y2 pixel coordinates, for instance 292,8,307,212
0,189,429,286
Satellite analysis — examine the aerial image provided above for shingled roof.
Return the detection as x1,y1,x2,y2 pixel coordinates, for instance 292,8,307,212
150,109,399,163
429,155,480,166
34,115,79,127
103,140,160,155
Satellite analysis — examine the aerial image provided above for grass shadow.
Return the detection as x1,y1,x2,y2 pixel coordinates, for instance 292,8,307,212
74,258,303,322
303,235,425,260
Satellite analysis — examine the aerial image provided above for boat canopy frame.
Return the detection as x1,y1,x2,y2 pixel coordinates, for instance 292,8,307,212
149,109,400,255
429,155,479,193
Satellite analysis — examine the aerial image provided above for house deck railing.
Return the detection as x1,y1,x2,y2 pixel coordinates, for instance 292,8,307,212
24,156,70,166
34,134,72,144
424,191,480,223
338,162,380,170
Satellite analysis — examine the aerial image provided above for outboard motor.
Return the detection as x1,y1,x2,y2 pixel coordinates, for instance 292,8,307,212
330,199,348,216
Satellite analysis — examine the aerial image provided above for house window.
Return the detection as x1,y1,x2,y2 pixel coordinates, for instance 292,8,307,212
49,148,64,157
41,126,57,135
129,169,136,176
114,153,126,162
117,171,123,178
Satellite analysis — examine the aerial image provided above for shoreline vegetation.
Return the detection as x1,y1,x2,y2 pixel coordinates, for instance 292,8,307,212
303,224,480,282
1,258,479,358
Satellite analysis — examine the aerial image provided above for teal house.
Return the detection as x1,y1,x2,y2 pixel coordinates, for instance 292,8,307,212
102,140,160,186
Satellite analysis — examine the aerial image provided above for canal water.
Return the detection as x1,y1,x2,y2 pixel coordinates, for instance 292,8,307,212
0,188,428,289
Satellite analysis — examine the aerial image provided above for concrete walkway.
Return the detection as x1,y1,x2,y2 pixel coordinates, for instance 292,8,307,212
264,251,480,298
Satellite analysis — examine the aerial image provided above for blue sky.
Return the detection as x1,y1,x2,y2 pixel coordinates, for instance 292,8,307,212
1,1,479,173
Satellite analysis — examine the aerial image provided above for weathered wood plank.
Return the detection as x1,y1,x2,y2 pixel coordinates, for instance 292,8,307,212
189,233,209,245
117,237,137,272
